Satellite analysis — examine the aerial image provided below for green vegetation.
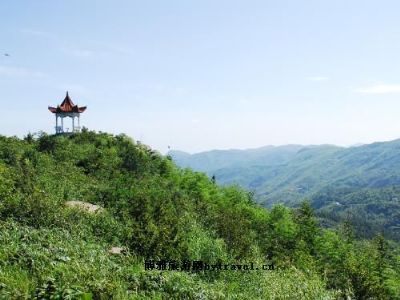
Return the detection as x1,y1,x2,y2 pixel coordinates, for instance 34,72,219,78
0,132,399,299
171,141,400,240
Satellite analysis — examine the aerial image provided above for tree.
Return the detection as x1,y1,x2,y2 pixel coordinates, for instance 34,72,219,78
294,200,319,254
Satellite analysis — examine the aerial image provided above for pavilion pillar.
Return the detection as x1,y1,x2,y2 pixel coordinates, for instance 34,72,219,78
56,115,58,133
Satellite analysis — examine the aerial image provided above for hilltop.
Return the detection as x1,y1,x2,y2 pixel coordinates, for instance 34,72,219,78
0,131,399,299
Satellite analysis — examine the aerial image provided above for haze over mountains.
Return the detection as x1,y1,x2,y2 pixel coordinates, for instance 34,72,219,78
170,139,400,240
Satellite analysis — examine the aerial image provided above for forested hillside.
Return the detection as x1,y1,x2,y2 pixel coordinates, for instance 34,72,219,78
170,141,400,240
0,131,399,299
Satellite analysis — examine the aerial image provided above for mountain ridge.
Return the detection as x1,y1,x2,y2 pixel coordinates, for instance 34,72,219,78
170,138,400,240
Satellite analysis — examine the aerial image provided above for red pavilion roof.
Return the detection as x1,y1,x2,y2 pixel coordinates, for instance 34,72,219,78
48,92,87,114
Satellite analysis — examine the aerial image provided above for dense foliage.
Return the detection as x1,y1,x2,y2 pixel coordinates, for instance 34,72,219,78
171,141,400,240
0,131,399,299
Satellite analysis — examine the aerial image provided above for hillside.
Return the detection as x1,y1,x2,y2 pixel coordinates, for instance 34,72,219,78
170,140,400,240
0,131,399,299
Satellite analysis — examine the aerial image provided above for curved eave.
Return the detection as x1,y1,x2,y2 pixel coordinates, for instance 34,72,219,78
48,106,87,114
48,106,57,113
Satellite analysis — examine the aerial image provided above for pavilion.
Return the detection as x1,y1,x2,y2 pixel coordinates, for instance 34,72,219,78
48,92,87,134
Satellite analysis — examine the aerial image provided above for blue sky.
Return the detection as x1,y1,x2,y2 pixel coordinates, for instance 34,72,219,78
1,0,400,153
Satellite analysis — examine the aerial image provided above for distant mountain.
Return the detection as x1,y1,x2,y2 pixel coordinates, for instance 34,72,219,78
169,144,345,192
169,144,305,173
170,140,400,240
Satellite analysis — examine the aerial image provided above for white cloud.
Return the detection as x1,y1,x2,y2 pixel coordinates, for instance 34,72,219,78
0,65,46,78
20,29,54,38
21,28,132,58
355,84,400,94
64,48,95,58
305,76,329,81
89,41,135,56
21,28,96,59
